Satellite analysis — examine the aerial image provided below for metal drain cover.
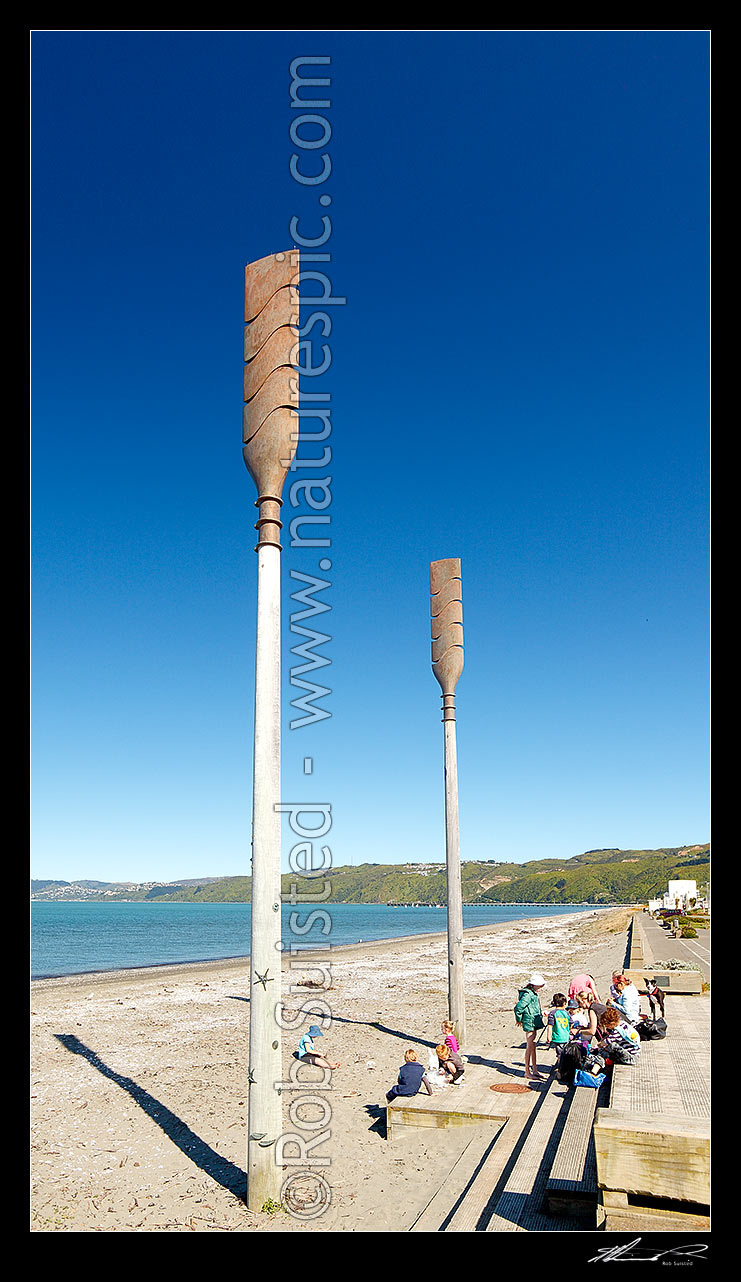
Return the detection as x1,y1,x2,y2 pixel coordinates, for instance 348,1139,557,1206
489,1083,531,1094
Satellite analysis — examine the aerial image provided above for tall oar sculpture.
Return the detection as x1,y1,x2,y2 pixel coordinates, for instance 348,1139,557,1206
430,558,466,1046
243,249,300,1211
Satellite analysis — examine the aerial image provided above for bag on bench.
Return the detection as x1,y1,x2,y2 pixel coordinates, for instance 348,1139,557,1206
574,1067,606,1088
637,1017,667,1040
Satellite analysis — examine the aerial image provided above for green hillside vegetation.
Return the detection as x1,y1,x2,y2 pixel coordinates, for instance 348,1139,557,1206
475,849,709,905
143,877,253,903
47,844,708,907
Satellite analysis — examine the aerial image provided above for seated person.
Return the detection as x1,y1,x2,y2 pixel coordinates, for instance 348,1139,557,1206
436,1042,465,1083
595,1006,641,1064
297,1024,340,1071
569,990,604,1047
386,1048,434,1102
608,974,641,1024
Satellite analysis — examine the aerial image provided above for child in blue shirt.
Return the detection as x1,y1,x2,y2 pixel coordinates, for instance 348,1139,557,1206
386,1048,434,1102
297,1024,341,1070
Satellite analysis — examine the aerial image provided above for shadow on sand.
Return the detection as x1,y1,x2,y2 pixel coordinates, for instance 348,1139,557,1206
225,999,538,1078
54,1033,248,1202
364,1104,387,1138
225,999,439,1051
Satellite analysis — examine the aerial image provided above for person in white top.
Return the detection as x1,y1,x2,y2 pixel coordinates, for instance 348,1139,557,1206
608,974,641,1024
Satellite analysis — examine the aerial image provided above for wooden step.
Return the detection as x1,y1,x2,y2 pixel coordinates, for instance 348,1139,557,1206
409,1124,509,1232
594,1109,710,1206
544,1075,610,1219
485,1076,583,1231
599,1187,710,1232
444,1108,534,1232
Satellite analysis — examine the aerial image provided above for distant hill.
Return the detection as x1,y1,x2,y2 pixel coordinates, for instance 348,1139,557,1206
30,845,709,906
474,847,709,905
31,879,116,891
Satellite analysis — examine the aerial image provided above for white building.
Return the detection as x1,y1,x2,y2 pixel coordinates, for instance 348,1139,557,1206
648,879,705,912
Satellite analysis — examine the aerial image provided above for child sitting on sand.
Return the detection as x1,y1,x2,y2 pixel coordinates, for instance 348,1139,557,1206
545,993,571,1058
436,1043,465,1084
386,1048,434,1102
297,1024,341,1071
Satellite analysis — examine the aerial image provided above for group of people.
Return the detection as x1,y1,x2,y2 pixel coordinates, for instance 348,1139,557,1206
295,969,645,1107
515,969,643,1081
295,1018,466,1103
385,1020,465,1102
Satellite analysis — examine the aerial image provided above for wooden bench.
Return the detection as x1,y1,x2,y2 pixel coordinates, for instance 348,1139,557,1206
627,913,645,968
544,1073,609,1221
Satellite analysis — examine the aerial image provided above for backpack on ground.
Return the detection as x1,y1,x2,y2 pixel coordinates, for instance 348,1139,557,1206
556,1040,586,1085
637,1017,667,1040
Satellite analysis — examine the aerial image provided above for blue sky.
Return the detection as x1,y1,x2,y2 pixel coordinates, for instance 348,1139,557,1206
31,30,710,883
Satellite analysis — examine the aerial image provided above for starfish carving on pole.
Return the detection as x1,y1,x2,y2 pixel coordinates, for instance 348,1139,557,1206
430,558,466,1046
243,249,300,1211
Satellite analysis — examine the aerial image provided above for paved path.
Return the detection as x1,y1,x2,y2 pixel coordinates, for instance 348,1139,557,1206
638,913,710,984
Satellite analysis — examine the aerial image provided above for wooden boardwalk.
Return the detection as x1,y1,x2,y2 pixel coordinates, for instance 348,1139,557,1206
594,992,710,1228
386,1045,539,1142
398,992,710,1232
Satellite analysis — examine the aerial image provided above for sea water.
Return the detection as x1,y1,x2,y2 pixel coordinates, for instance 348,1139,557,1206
30,900,603,980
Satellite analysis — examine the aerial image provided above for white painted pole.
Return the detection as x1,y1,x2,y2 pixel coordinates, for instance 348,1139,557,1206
247,539,283,1210
443,713,466,1045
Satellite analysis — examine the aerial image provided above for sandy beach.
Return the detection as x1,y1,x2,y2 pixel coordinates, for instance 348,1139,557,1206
30,906,633,1232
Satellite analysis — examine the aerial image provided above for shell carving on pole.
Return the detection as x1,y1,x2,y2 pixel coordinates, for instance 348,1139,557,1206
243,250,300,547
430,558,464,719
